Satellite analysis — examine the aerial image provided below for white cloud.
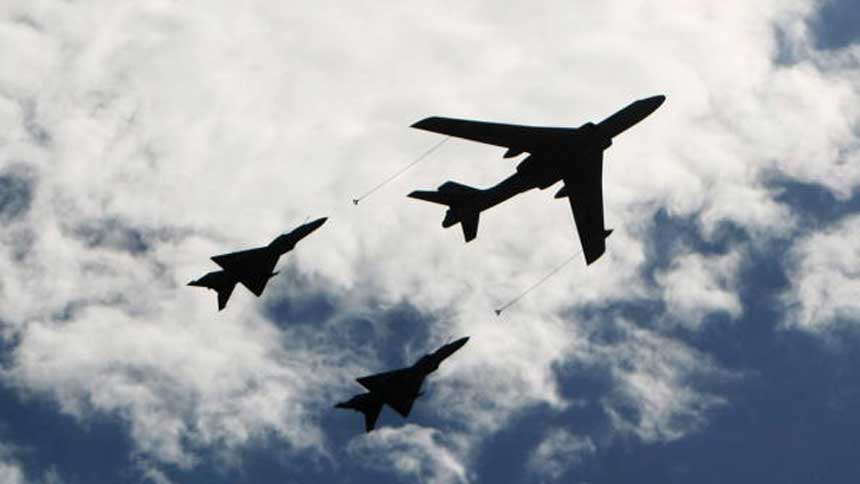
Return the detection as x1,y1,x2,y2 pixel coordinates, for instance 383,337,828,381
784,214,860,330
0,0,858,479
527,429,596,483
347,425,470,484
657,249,744,329
0,442,66,484
0,461,27,484
3,302,364,467
587,319,731,443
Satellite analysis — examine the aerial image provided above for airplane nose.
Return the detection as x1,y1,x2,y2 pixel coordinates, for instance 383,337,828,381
452,336,470,348
308,216,328,228
647,95,666,109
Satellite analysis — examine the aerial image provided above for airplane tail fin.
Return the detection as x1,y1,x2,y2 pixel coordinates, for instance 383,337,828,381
216,280,238,311
409,181,483,242
335,395,384,433
188,271,238,311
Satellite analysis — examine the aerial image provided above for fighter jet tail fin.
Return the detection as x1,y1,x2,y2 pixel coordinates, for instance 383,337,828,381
335,394,384,433
216,281,237,311
361,401,383,432
409,181,483,242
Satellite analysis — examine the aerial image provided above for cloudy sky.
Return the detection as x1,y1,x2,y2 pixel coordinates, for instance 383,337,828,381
1,1,859,483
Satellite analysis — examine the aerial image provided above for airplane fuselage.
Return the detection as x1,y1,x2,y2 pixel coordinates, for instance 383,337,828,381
442,92,667,226
267,216,328,254
444,124,611,225
410,95,665,259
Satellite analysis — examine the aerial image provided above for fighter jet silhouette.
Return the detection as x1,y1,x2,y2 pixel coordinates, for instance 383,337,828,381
335,336,469,432
188,217,327,310
409,95,666,265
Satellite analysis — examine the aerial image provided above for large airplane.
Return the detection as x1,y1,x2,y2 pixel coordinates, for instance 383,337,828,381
408,95,666,265
335,336,469,432
188,217,327,310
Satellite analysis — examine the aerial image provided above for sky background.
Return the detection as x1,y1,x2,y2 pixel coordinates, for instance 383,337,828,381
0,1,859,483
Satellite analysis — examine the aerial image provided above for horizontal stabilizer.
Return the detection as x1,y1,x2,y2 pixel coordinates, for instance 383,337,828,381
335,393,384,432
188,271,239,311
410,181,483,243
409,181,480,205
503,147,524,158
409,190,454,206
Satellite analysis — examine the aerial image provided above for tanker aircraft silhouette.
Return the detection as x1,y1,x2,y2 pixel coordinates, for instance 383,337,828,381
188,217,327,310
409,95,665,265
335,336,469,432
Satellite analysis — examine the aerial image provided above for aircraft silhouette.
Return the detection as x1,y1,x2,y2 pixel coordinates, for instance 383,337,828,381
409,95,666,265
188,217,327,310
335,336,469,432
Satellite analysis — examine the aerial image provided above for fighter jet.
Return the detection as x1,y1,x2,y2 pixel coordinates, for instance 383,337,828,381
408,95,666,265
188,217,327,310
335,336,469,432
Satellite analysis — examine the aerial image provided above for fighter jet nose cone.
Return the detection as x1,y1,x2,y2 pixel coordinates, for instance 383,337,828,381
451,336,470,348
306,217,327,229
648,95,666,108
187,280,197,286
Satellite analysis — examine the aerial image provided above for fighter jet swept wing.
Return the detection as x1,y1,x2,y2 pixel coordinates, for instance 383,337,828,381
356,369,424,418
211,248,279,297
189,217,327,310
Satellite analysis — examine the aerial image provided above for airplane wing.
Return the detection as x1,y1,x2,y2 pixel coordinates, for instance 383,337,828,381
412,117,576,155
562,152,611,265
211,247,279,297
357,369,424,418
